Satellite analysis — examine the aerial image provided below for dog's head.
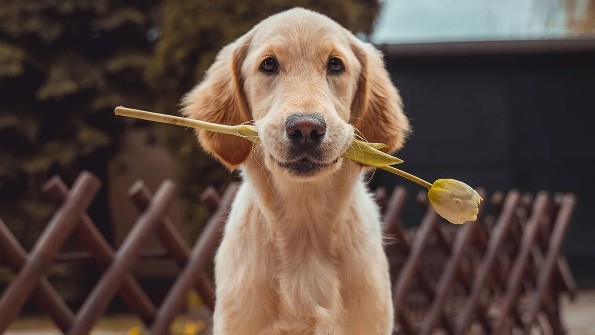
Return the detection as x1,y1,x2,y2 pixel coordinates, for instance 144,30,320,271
183,8,409,179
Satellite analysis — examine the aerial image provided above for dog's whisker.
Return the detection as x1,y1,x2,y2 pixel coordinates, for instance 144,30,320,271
353,126,369,143
354,133,367,142
349,131,376,184
365,167,376,184
240,120,257,126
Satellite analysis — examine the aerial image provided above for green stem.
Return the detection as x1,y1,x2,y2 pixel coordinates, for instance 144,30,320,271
115,106,240,136
379,165,433,189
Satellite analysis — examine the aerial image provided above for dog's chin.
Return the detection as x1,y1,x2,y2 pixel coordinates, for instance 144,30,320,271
267,155,341,180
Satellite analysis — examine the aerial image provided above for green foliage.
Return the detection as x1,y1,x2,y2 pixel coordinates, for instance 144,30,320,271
148,0,380,91
147,0,381,238
0,0,382,245
0,0,159,244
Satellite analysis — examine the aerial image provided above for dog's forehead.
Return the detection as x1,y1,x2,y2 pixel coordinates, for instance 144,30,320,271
240,8,361,76
251,9,348,51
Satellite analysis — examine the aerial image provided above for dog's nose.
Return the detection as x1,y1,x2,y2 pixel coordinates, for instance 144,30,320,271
285,114,326,150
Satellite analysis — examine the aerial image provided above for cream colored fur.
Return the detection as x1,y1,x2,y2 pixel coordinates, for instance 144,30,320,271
183,8,410,335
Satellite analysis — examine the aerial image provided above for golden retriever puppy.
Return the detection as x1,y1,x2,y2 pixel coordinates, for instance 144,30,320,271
183,8,409,335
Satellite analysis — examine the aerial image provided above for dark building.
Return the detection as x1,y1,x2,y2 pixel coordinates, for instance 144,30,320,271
373,38,595,287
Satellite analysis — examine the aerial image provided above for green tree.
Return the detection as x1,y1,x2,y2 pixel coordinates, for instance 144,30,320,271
147,0,382,238
0,0,160,245
0,0,382,244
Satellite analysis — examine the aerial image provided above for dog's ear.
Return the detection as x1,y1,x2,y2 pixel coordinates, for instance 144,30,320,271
350,39,410,154
182,33,253,170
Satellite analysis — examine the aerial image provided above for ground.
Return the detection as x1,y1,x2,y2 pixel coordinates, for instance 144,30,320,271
563,290,595,334
6,291,595,334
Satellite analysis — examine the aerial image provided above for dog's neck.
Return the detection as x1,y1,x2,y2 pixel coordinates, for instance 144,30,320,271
242,155,364,314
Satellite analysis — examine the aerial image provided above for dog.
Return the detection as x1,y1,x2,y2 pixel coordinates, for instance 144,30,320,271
183,8,410,335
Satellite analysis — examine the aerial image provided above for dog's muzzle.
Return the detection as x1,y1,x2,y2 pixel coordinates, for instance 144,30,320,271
277,113,336,176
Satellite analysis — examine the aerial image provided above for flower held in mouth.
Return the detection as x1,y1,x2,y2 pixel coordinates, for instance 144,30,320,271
114,106,482,224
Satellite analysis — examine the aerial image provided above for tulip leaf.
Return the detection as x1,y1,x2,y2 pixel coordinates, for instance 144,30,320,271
341,139,403,167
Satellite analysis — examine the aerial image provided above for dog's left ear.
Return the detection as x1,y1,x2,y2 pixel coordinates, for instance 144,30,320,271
350,39,410,154
182,32,253,170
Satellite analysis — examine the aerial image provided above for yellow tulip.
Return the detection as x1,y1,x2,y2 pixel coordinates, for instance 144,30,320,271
428,179,482,224
114,106,481,224
127,326,142,335
379,167,482,224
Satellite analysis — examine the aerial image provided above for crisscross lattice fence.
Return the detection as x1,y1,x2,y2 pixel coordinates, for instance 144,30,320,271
377,186,576,334
0,171,576,334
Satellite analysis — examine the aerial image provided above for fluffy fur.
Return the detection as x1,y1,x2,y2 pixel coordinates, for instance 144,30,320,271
183,8,410,335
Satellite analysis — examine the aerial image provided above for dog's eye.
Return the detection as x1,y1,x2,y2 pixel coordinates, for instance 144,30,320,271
260,57,279,74
327,57,344,74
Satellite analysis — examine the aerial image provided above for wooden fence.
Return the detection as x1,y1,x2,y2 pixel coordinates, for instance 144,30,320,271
378,187,576,334
0,171,576,334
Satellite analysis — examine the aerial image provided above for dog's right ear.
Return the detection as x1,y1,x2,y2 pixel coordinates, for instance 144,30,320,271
182,33,253,170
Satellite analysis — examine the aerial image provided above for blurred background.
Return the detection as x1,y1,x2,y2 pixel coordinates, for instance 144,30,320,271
0,0,594,325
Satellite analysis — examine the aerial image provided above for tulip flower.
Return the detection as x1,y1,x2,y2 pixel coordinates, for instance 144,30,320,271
428,179,482,224
377,166,482,224
114,106,481,224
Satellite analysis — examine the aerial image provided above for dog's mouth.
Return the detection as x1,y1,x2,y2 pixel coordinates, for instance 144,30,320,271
275,156,340,177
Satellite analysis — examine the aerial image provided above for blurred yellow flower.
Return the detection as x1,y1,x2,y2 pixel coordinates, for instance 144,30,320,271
182,320,206,335
186,290,202,311
127,326,142,335
428,179,482,224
